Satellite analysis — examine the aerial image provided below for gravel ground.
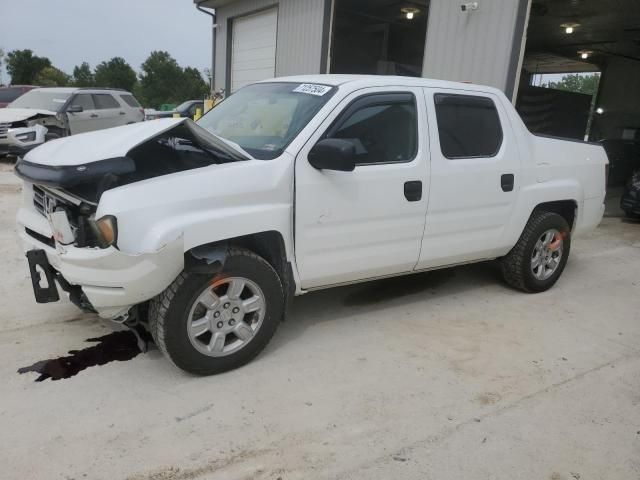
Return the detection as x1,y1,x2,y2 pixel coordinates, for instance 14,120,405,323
1,160,639,480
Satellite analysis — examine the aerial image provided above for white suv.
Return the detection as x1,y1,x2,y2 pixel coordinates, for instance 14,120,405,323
0,87,144,157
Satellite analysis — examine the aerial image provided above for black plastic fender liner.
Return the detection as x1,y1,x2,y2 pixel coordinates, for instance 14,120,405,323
184,243,228,274
15,157,136,189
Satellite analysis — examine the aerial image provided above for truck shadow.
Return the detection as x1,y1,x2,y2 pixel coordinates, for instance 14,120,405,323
270,261,503,351
17,262,503,380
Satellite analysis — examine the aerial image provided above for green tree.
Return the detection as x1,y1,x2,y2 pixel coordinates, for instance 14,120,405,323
180,67,209,100
0,48,5,85
72,62,95,87
94,57,137,91
33,66,70,87
138,51,184,108
545,73,600,96
6,49,51,84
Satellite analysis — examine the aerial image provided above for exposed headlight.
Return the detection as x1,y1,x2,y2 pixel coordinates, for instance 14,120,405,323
94,215,118,247
15,131,36,142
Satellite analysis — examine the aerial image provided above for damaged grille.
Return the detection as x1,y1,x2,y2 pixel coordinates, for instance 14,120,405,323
0,122,9,139
31,184,104,248
32,185,54,217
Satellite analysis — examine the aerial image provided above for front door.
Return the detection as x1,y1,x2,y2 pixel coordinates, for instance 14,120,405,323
66,93,99,134
416,88,521,269
295,87,430,289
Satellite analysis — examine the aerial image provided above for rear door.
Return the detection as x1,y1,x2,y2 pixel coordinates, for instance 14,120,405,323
416,88,521,269
92,93,124,130
66,93,99,134
295,86,430,288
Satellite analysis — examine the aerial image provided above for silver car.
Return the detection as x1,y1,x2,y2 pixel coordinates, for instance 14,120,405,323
0,87,144,157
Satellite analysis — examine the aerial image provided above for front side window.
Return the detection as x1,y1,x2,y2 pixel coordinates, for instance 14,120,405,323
326,93,417,165
198,82,336,160
70,94,95,111
434,93,503,159
93,93,120,109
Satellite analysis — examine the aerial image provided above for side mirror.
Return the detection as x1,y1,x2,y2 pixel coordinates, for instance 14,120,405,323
67,105,83,113
308,138,356,172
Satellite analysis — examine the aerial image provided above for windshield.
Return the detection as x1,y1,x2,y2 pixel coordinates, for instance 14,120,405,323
8,90,71,112
197,82,336,159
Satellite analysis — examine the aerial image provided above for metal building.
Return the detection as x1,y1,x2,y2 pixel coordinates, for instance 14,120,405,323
196,0,640,154
197,0,528,99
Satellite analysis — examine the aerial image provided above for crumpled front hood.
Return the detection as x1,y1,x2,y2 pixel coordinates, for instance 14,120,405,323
0,108,57,123
24,118,187,166
15,118,252,202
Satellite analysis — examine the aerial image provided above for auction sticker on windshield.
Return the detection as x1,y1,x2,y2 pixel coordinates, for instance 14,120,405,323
293,84,332,96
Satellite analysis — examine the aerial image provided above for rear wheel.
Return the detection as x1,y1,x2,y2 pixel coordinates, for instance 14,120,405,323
149,248,284,375
501,211,571,293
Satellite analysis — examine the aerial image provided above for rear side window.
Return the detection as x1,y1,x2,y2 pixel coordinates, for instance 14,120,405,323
69,94,95,110
326,93,417,165
434,93,502,159
120,94,141,108
93,93,120,109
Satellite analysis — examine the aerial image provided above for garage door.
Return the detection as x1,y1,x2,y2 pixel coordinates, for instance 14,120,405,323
230,8,278,92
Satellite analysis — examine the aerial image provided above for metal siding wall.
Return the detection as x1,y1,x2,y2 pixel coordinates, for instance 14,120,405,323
422,0,521,92
213,0,325,90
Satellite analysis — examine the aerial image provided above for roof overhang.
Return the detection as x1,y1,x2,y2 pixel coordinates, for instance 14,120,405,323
193,0,236,8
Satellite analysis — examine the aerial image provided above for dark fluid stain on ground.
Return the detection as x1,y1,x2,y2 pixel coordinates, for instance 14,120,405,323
18,330,143,382
343,269,456,307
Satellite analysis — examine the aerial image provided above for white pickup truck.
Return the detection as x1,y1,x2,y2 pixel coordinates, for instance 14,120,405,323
15,75,608,375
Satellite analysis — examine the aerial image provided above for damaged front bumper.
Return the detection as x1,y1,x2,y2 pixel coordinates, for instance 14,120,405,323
17,202,184,319
0,124,47,156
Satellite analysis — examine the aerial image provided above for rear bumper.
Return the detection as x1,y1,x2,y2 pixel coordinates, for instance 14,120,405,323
17,204,184,319
574,197,606,236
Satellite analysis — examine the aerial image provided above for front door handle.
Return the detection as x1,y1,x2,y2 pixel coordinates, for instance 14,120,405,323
89,113,99,118
404,180,422,202
501,174,514,192
119,111,126,115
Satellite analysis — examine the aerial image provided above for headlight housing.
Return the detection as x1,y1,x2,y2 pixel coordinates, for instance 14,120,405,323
15,131,36,142
93,215,118,248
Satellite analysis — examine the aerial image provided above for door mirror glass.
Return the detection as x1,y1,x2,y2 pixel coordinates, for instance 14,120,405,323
308,138,357,172
66,104,83,113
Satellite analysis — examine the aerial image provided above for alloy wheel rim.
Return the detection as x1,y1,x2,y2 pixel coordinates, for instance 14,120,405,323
531,228,563,281
187,276,266,357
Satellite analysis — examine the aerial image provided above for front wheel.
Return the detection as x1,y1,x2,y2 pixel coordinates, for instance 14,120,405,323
149,248,284,375
501,211,571,293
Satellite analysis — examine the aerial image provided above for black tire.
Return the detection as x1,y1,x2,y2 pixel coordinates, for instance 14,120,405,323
623,210,640,220
149,247,284,375
500,211,571,293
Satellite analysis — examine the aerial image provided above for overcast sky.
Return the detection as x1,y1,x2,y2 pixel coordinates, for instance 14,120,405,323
0,0,212,83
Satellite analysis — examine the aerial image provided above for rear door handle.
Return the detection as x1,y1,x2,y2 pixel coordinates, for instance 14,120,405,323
501,174,514,192
89,113,99,118
119,111,126,115
404,180,422,202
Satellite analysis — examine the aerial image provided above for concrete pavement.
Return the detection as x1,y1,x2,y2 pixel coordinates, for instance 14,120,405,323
1,161,639,480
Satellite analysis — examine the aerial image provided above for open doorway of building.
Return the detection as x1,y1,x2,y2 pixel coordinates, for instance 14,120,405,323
518,68,601,141
329,0,429,77
518,0,640,192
